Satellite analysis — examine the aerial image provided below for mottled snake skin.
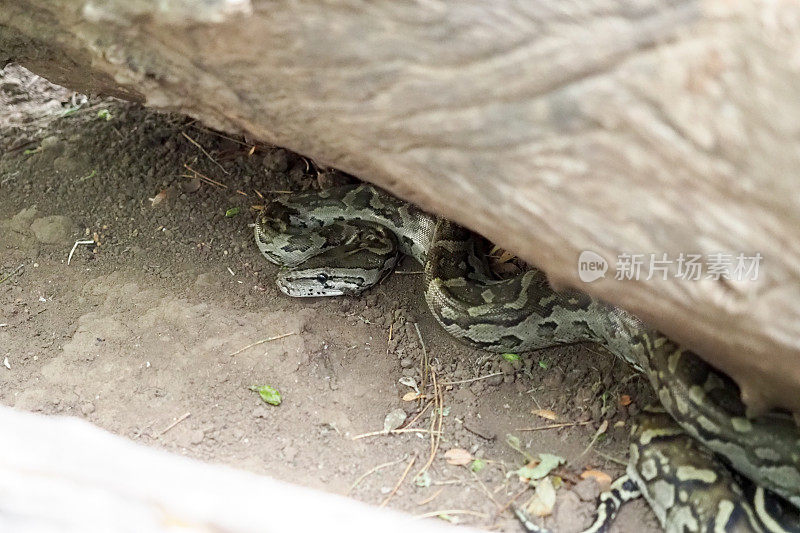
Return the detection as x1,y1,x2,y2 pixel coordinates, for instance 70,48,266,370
255,184,800,532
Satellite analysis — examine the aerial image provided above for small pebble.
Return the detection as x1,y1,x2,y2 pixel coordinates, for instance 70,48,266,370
189,429,205,445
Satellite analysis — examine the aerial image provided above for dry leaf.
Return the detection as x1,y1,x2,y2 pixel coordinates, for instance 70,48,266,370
531,409,558,421
402,391,420,402
580,469,613,491
619,395,632,406
444,448,473,466
527,476,557,517
497,250,517,263
149,189,168,207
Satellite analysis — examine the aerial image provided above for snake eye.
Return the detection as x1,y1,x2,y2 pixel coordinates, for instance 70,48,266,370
316,273,329,284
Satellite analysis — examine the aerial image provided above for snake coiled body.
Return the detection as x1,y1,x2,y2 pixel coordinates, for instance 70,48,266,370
255,184,800,531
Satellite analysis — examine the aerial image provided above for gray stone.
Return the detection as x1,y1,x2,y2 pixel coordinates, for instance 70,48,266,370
30,215,74,244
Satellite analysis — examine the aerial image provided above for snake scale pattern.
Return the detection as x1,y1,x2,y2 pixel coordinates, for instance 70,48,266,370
255,184,800,532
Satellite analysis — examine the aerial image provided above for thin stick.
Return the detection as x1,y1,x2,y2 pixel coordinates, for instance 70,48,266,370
190,125,253,147
67,240,95,265
414,322,429,394
439,372,504,387
415,369,443,480
417,488,444,506
471,471,501,509
227,332,296,357
580,420,609,458
351,428,440,440
593,449,627,466
380,454,417,507
348,457,406,495
414,509,489,519
515,421,592,431
157,412,190,436
403,399,433,430
181,132,229,174
183,164,229,189
0,264,24,285
495,486,529,516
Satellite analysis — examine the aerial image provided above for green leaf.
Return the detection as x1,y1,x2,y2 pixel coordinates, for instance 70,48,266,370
502,353,520,362
97,109,112,121
538,359,550,370
78,169,97,182
526,453,565,480
469,459,486,473
249,384,281,406
225,207,241,217
509,453,565,482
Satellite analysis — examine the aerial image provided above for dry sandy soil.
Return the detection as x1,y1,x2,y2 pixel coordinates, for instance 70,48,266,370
0,65,658,532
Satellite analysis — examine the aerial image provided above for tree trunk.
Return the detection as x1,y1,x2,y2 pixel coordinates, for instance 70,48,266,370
2,0,799,414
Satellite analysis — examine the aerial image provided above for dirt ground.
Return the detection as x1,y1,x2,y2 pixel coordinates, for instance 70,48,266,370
0,65,659,532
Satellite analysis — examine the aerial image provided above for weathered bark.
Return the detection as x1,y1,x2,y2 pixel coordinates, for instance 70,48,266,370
2,0,799,415
0,406,471,532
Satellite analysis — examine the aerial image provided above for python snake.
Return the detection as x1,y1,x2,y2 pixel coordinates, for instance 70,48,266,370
255,183,800,532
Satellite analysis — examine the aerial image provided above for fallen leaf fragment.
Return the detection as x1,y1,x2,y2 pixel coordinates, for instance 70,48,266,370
527,476,557,517
402,391,420,402
531,409,558,421
511,453,565,482
149,189,168,207
581,469,613,491
444,448,473,466
248,384,282,406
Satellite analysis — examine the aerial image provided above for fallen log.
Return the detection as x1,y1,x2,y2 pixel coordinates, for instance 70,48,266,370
1,0,799,413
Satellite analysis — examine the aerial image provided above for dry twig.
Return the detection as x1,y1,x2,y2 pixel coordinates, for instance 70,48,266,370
351,428,440,440
0,264,24,285
349,457,406,495
514,421,592,432
157,412,191,437
439,372,504,387
415,369,443,481
380,454,417,507
227,332,296,357
417,488,444,506
183,164,228,189
181,132,229,174
414,509,489,520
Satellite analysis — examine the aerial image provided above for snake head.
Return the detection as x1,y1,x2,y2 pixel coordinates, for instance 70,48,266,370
276,267,371,297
